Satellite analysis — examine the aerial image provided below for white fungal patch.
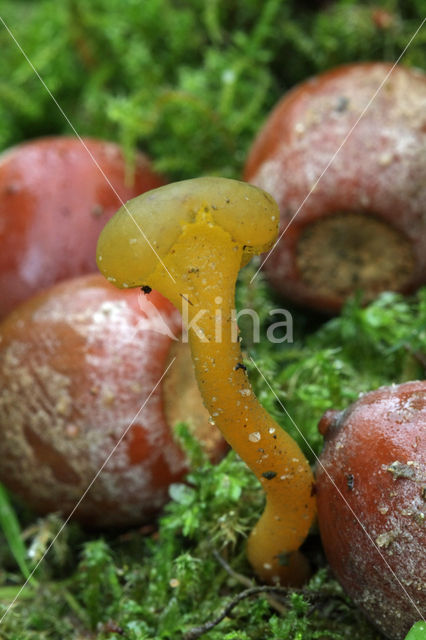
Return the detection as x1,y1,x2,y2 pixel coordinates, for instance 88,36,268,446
248,432,261,443
378,152,393,166
91,300,127,325
55,393,72,417
19,243,47,287
375,530,400,548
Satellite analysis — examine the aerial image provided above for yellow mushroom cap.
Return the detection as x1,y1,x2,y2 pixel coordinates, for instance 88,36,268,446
96,177,279,288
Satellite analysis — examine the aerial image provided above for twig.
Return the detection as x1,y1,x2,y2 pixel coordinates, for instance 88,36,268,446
183,585,290,640
212,550,253,588
212,550,287,614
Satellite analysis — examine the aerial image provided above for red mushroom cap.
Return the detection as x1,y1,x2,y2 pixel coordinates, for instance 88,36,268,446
0,136,166,318
245,63,426,313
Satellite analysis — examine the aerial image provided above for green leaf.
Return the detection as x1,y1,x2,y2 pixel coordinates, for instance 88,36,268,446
0,484,32,581
405,621,426,640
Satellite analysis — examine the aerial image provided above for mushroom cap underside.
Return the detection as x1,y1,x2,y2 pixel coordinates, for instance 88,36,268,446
96,177,279,288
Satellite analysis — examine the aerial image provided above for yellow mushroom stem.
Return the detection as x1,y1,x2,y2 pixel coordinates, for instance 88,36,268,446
97,179,316,585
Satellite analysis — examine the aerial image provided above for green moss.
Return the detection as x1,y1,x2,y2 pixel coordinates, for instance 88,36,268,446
1,1,425,637
237,268,426,460
1,0,425,177
0,439,384,639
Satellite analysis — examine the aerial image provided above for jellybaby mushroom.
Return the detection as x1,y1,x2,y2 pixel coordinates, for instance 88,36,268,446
96,177,316,585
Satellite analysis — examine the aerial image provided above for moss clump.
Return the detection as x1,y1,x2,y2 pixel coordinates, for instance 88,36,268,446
0,435,382,639
238,267,426,461
1,0,425,178
0,0,425,637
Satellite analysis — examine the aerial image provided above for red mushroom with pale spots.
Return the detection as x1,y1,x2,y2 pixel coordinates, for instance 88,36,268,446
244,62,426,313
0,136,166,319
316,380,426,640
0,273,226,528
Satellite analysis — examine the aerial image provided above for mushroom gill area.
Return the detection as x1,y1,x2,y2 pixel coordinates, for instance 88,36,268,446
296,212,415,301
